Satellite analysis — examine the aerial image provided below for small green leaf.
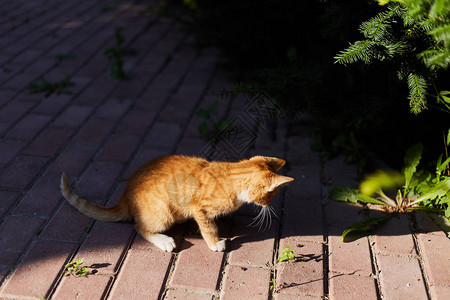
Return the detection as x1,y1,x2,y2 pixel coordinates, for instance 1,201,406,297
196,109,209,119
447,129,450,146
341,216,390,242
198,122,208,136
214,120,229,131
437,157,450,174
330,186,387,205
403,143,423,190
360,170,404,196
411,178,450,205
208,100,219,112
445,206,450,219
287,251,295,260
75,258,84,266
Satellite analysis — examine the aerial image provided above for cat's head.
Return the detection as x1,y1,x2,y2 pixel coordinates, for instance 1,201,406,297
242,156,294,207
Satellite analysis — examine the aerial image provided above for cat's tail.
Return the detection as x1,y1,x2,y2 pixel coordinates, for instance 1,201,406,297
60,173,130,222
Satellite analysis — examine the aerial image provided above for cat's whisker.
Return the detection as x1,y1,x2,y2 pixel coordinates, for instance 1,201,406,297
248,206,276,231
268,205,278,220
248,206,265,229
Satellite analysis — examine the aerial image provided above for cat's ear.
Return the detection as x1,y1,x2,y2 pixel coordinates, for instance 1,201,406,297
251,156,286,172
268,175,294,192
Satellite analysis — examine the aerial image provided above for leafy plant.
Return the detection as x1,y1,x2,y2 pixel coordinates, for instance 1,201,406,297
55,53,75,61
330,129,450,240
278,245,295,262
269,278,277,291
64,258,90,277
28,76,74,97
104,27,128,80
335,0,450,114
196,100,234,142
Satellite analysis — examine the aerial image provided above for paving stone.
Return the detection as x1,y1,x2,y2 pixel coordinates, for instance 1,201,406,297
0,155,48,189
0,216,45,266
38,201,92,243
376,254,427,299
326,200,366,224
281,200,323,243
220,265,271,300
109,248,172,299
116,108,157,135
169,235,224,293
0,190,20,218
273,293,322,299
416,233,450,285
158,94,202,124
284,165,321,200
97,133,140,163
324,156,359,189
429,284,450,299
0,90,16,107
53,274,112,299
175,136,208,156
52,104,93,128
24,127,73,157
0,241,76,299
372,215,416,256
74,117,116,145
329,234,373,277
32,94,71,115
12,172,62,217
414,211,447,237
144,121,182,150
286,136,320,167
229,215,276,268
74,221,135,275
75,161,124,199
276,241,323,297
5,114,51,139
0,138,25,168
49,143,96,176
0,101,33,125
0,269,9,285
164,289,213,300
95,98,132,120
329,274,377,300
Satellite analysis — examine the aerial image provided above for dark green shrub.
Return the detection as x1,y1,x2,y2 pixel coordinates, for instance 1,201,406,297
171,0,449,168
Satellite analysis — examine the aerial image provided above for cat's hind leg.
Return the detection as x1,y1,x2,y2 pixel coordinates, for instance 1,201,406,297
135,223,176,252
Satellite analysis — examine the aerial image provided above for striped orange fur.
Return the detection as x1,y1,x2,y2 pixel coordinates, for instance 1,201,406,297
60,155,293,252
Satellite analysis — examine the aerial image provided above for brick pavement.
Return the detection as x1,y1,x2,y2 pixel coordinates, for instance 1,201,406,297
0,0,450,299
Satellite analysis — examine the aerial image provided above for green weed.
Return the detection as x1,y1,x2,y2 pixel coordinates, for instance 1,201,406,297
278,245,295,262
55,53,75,61
330,129,450,241
28,76,74,97
196,100,234,142
64,258,90,278
104,27,128,80
269,278,277,291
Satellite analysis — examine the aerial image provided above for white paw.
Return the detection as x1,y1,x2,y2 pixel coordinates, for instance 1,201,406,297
209,239,226,252
148,234,176,252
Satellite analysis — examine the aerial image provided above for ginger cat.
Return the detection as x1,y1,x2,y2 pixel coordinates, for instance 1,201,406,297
60,155,293,252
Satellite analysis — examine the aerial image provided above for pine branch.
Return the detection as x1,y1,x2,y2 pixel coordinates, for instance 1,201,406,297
419,48,450,68
407,73,428,113
334,40,377,65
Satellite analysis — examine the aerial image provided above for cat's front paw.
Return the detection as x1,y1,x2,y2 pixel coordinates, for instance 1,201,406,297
209,239,226,252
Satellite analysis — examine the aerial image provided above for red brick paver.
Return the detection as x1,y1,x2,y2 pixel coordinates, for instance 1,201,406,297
0,1,449,299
